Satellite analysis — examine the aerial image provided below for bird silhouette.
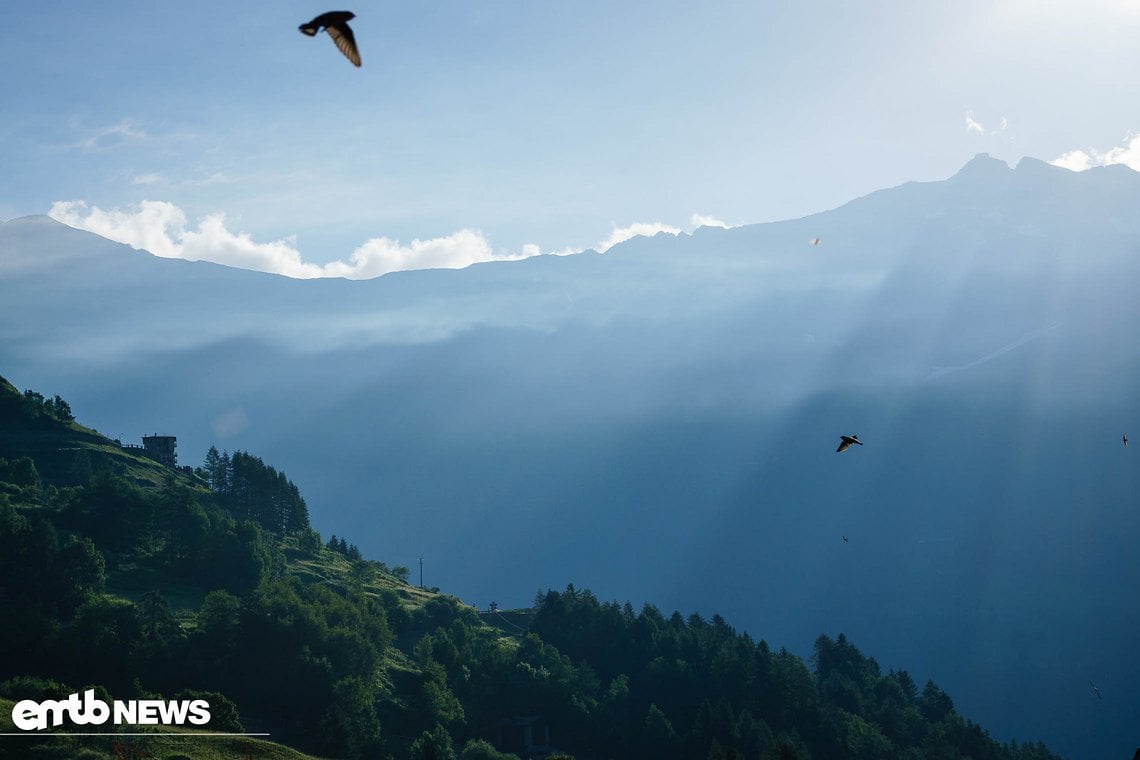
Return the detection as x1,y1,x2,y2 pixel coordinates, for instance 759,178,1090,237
836,434,863,453
1124,434,1129,447
300,11,361,67
842,535,848,543
1089,680,1102,700
810,237,822,246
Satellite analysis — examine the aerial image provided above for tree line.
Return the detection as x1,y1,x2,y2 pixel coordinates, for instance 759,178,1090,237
200,446,310,535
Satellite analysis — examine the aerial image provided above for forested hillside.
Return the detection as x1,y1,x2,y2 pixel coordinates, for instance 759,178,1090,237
0,375,1063,759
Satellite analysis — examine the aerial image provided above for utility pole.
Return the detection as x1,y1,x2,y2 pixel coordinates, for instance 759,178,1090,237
418,557,424,589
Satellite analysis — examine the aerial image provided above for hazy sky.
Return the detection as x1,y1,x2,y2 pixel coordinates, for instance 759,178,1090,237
3,1,1139,276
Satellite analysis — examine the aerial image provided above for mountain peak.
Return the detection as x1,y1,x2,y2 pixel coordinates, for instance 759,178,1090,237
1013,156,1069,178
0,214,68,230
953,152,1012,179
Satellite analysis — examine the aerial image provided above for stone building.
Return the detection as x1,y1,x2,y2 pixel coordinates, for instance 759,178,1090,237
123,434,178,468
142,435,177,467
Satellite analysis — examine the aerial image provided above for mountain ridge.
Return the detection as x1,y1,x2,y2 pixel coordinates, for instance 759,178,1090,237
10,153,1136,284
2,155,1138,758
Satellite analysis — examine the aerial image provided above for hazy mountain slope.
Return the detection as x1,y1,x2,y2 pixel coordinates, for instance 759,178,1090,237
2,155,1138,758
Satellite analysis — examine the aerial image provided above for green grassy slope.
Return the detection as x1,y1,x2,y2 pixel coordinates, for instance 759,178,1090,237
0,374,193,490
0,375,486,758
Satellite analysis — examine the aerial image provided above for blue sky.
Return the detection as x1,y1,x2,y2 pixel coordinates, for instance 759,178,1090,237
3,1,1140,276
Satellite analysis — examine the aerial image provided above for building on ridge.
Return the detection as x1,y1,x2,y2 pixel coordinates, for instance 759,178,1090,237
141,435,177,467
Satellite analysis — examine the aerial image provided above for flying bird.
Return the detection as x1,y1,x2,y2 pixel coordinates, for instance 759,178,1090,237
810,237,822,246
299,11,361,67
836,434,863,453
1124,434,1129,447
1089,680,1102,700
842,535,848,543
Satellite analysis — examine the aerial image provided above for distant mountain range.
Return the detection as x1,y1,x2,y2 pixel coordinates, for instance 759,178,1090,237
3,154,1138,758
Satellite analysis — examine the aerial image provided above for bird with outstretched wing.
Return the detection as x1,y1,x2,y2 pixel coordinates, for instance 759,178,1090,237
300,11,362,67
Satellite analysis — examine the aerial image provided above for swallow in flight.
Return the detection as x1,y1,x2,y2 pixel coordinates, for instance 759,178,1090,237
300,11,361,67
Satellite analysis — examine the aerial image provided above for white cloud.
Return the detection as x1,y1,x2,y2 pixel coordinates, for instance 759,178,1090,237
547,213,737,257
1050,149,1093,172
689,213,731,229
128,170,233,188
323,229,529,279
50,200,188,259
74,118,148,150
130,173,163,186
596,213,738,252
187,171,233,187
48,199,536,279
49,199,744,277
964,111,1008,137
1050,133,1140,172
597,221,683,252
179,213,321,277
965,111,986,135
1099,133,1140,168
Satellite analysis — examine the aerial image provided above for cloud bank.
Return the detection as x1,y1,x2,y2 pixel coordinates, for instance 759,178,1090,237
1050,133,1140,172
48,200,740,278
592,214,735,254
48,200,532,279
50,200,322,277
322,232,532,279
597,221,683,253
